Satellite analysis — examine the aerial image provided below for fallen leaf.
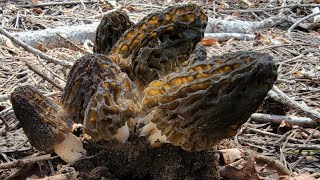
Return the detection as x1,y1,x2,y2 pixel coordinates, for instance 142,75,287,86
219,148,243,165
200,38,218,46
277,120,292,134
35,44,47,52
220,153,261,180
281,172,316,180
32,8,42,14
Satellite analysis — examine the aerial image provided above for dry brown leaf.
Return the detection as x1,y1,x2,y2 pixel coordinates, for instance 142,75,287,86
220,153,261,180
277,120,292,134
256,33,271,45
219,148,243,164
281,172,316,180
32,8,42,14
35,44,48,52
200,38,218,46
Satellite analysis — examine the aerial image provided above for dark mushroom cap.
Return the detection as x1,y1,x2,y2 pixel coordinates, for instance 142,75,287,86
11,85,72,151
94,11,133,54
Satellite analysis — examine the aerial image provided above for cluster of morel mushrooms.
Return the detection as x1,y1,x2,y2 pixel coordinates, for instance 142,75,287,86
10,4,277,164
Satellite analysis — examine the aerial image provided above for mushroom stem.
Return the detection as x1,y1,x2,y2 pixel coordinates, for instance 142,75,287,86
111,122,130,143
53,133,86,164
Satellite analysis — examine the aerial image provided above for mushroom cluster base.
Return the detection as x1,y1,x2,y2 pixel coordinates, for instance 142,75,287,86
74,135,219,180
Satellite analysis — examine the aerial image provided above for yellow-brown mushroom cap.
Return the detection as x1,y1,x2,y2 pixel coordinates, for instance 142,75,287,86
142,51,278,151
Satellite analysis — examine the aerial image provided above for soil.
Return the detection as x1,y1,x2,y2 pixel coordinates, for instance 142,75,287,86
74,135,219,180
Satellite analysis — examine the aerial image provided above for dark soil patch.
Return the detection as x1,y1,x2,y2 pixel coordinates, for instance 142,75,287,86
257,97,289,115
74,135,220,180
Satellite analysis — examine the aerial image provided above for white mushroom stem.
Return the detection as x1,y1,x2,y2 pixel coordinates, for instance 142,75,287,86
140,122,168,145
53,133,86,164
138,112,169,145
111,122,130,143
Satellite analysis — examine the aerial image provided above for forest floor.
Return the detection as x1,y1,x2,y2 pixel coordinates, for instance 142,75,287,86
0,0,319,179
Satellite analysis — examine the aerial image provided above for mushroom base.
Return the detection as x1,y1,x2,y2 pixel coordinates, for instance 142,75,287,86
73,135,220,179
53,133,86,164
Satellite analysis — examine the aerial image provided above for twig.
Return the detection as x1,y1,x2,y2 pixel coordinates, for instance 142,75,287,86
0,26,72,67
0,114,10,135
269,86,320,122
0,154,53,169
0,91,61,103
130,3,165,9
206,15,286,34
17,1,98,8
291,128,318,168
37,57,66,82
219,4,320,13
255,43,308,51
87,6,123,19
287,12,320,36
280,132,293,171
285,144,320,150
250,113,317,128
246,127,305,144
56,33,90,54
79,0,87,10
204,33,255,41
255,154,291,175
26,63,64,91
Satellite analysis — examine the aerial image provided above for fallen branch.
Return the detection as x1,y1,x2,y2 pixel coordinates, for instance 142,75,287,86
205,15,286,34
1,15,284,50
4,22,98,49
250,113,317,128
268,86,320,122
0,26,72,67
0,154,53,169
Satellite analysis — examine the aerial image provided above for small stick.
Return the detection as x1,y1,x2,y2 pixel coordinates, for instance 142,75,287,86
250,113,317,128
246,127,305,144
0,26,72,67
37,57,66,82
17,1,98,8
0,115,10,135
87,6,123,19
255,154,291,175
79,0,87,10
56,33,90,54
26,63,64,91
255,43,308,51
204,33,255,41
0,154,53,169
291,128,318,168
285,144,320,150
219,4,320,13
269,86,320,122
288,12,320,36
0,91,61,103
